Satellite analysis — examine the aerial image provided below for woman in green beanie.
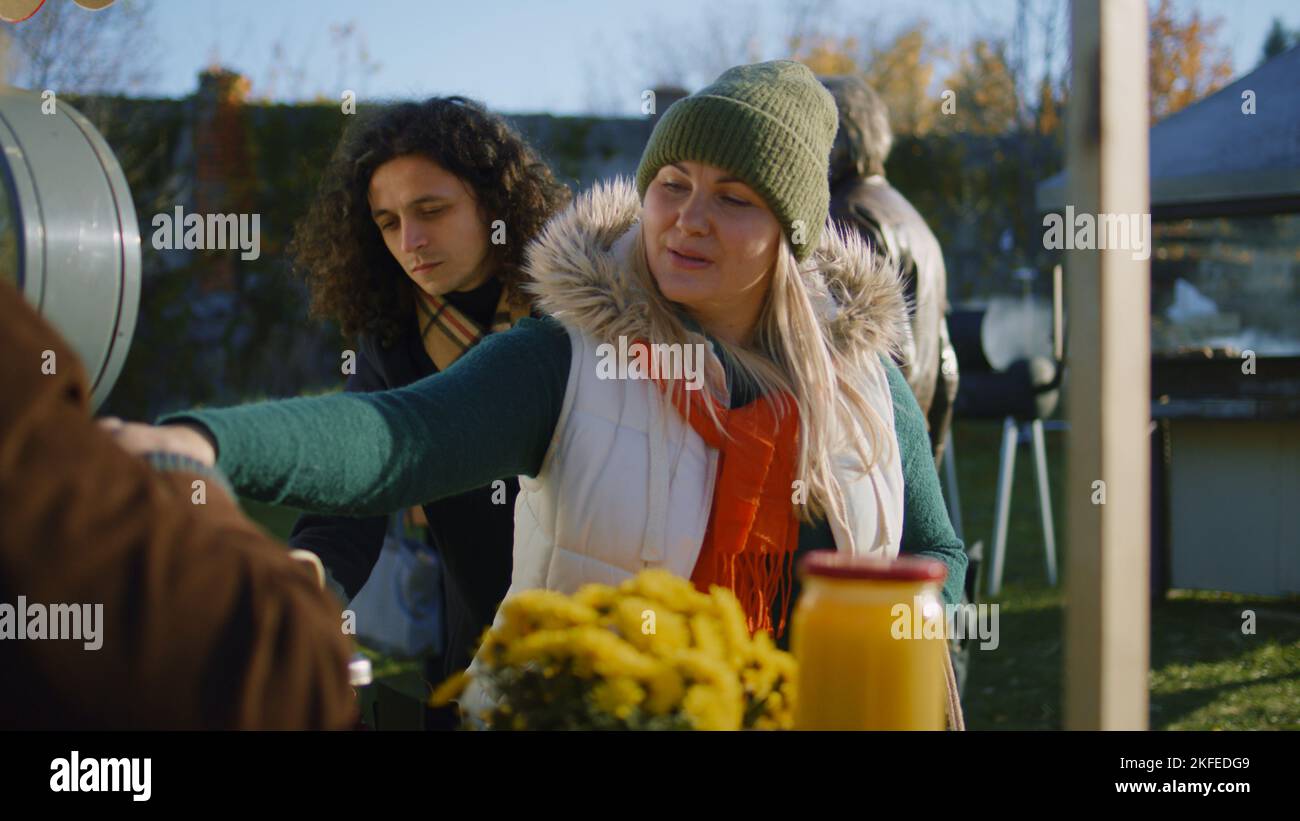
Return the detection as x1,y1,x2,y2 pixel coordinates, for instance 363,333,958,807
105,61,966,722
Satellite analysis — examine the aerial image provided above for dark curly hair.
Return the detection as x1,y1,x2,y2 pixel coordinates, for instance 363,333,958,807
290,96,571,346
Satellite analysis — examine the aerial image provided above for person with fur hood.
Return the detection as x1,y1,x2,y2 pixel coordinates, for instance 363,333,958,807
820,74,960,468
105,61,966,717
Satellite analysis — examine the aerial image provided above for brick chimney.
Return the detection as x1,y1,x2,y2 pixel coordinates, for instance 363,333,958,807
193,68,254,293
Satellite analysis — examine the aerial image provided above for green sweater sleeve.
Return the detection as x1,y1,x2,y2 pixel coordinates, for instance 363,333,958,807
161,314,965,607
884,358,968,607
159,317,572,515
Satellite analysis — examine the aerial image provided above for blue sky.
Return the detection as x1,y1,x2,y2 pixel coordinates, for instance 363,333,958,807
134,0,1300,115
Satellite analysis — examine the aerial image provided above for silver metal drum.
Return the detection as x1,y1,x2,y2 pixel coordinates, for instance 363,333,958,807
0,86,141,409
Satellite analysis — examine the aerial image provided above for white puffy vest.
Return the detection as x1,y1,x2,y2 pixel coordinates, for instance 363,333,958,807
512,322,907,590
458,322,906,721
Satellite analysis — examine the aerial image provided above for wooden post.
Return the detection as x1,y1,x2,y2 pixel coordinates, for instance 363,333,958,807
1063,0,1151,730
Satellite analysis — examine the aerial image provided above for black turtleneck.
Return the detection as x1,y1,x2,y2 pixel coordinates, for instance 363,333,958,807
440,276,504,332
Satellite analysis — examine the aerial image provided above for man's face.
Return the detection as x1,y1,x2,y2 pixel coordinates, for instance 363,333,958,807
367,155,493,298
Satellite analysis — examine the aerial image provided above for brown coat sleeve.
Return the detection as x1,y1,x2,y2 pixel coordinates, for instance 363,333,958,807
0,282,357,729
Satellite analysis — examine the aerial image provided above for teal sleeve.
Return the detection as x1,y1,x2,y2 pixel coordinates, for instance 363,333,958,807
158,317,572,516
884,358,968,607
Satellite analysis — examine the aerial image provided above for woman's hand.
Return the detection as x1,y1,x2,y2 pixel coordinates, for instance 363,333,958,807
97,418,217,467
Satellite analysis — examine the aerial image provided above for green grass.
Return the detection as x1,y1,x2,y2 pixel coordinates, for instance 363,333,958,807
238,421,1300,730
239,498,303,542
950,420,1300,730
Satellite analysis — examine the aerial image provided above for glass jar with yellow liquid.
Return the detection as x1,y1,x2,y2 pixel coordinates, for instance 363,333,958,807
792,552,948,730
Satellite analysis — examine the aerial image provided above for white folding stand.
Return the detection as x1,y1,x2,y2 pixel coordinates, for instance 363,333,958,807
985,416,1058,597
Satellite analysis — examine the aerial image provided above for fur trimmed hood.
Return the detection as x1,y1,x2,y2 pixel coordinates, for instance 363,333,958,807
522,176,910,372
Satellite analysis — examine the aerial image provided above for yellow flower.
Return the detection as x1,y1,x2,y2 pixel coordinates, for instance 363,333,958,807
681,683,741,730
473,570,799,730
757,639,797,681
428,671,468,707
500,589,597,633
501,627,580,669
481,620,517,657
675,651,741,699
612,596,691,657
779,678,797,716
590,677,646,720
741,662,780,698
621,569,713,614
575,626,661,680
689,612,726,660
642,664,686,715
572,583,618,611
709,586,752,650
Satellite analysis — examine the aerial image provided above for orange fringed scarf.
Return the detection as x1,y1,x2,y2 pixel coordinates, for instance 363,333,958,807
653,369,803,638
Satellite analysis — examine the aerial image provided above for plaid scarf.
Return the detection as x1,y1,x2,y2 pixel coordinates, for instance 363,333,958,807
414,282,529,372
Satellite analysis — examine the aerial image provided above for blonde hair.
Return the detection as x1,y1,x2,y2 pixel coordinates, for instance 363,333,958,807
625,222,894,534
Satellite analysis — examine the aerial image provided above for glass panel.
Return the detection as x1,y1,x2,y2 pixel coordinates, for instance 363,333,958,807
1152,213,1300,356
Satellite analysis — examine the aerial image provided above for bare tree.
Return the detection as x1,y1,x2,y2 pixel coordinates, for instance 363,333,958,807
1,0,157,95
233,19,380,104
631,0,768,91
581,37,632,116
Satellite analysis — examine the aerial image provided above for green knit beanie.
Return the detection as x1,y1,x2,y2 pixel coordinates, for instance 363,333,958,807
635,60,839,261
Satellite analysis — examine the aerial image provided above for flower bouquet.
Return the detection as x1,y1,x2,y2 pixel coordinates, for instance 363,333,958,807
430,569,796,730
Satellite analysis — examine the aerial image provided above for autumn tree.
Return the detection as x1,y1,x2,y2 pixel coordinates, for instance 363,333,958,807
1033,74,1066,136
938,38,1019,136
1148,0,1234,123
788,32,859,77
862,23,942,136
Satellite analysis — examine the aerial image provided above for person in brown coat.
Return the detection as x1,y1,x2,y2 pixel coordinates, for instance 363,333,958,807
0,280,357,730
820,74,960,467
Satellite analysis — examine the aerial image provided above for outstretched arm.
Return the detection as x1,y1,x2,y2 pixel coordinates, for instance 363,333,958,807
152,317,572,517
286,342,406,604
